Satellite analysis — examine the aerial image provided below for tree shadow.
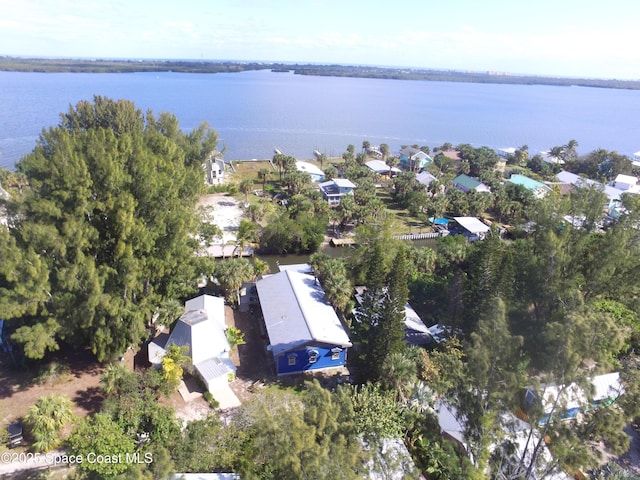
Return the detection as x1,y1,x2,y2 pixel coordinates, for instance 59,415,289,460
73,386,103,415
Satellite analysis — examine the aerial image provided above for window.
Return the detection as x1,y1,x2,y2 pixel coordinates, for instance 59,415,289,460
308,350,319,364
331,347,342,361
287,354,297,366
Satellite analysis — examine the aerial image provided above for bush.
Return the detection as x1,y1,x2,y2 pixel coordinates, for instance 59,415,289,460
203,392,220,409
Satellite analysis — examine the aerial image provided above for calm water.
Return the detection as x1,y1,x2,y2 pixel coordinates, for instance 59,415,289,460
1,70,640,170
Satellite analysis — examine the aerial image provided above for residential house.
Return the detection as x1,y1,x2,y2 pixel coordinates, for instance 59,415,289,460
354,286,433,346
365,159,401,178
453,216,491,241
507,174,551,199
452,174,491,193
613,173,640,193
399,146,432,171
204,155,226,185
523,372,624,426
556,170,623,216
319,178,356,207
416,171,438,189
255,270,352,375
540,151,565,165
148,294,236,393
496,147,516,159
296,161,325,182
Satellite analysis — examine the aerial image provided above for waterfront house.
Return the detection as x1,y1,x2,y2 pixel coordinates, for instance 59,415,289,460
148,294,236,393
452,174,491,193
204,155,226,185
319,178,356,207
540,151,565,165
496,147,517,159
365,159,401,178
507,174,551,199
399,147,432,171
256,270,352,376
296,161,325,182
453,216,491,241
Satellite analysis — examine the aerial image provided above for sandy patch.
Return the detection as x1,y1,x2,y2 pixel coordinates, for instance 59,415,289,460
197,193,245,245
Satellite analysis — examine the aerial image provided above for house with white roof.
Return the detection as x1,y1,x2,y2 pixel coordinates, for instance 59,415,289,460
613,173,640,193
540,151,565,165
453,217,491,241
319,178,356,207
496,147,516,159
148,294,236,393
555,171,624,216
296,161,325,182
523,372,624,426
416,171,438,189
365,160,401,178
256,270,352,375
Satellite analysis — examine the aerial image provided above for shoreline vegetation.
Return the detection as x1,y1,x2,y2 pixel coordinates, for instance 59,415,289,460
2,56,640,90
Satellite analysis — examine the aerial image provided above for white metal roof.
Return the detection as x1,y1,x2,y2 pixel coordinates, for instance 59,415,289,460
454,217,491,234
615,173,638,185
296,161,324,177
148,294,231,366
333,178,357,188
256,271,352,356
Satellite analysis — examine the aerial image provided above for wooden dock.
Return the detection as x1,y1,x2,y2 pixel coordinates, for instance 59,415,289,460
330,238,356,247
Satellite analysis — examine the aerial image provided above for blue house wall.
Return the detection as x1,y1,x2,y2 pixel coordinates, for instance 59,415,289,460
275,344,347,375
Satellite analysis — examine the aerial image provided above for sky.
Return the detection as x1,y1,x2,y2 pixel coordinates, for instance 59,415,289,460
1,0,639,80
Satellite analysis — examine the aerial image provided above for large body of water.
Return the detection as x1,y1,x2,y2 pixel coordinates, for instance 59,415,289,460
1,70,640,170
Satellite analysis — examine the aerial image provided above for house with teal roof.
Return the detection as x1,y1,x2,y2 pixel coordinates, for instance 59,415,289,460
507,174,551,198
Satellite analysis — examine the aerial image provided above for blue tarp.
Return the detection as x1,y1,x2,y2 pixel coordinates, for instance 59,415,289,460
429,217,449,225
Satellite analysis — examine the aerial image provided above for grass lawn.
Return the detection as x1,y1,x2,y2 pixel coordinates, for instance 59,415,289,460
375,189,432,235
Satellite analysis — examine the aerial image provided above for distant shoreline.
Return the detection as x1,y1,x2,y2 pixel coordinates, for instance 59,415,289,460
1,57,639,91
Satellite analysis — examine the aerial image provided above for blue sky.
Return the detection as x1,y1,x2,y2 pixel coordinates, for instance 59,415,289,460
1,0,639,79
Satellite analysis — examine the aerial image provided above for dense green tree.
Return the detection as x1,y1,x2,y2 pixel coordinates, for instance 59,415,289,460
67,413,137,477
7,96,214,361
352,243,408,383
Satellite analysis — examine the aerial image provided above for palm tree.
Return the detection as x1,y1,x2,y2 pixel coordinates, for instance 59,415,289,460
235,218,259,257
239,178,253,204
362,140,371,153
272,153,287,181
381,351,418,403
252,258,270,279
99,363,129,396
215,258,254,305
323,272,353,313
380,143,390,161
24,394,75,452
257,168,271,191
